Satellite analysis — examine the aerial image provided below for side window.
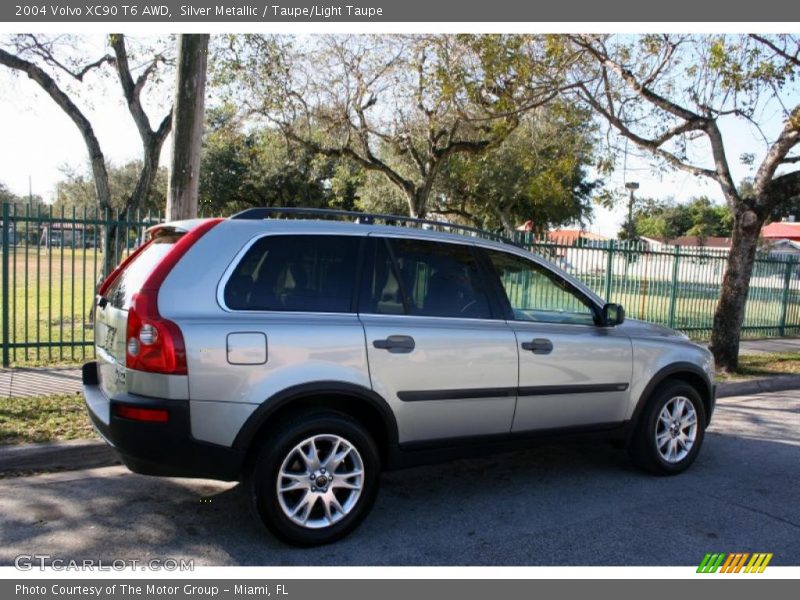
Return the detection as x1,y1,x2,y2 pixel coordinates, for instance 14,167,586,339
486,250,597,326
361,238,492,319
224,235,359,312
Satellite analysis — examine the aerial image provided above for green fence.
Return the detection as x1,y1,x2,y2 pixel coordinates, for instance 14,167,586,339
2,202,799,367
517,234,800,340
1,202,161,367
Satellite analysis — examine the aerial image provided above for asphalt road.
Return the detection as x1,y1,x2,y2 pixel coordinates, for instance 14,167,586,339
1,390,798,566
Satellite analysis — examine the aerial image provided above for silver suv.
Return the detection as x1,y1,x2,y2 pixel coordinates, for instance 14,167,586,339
83,208,716,546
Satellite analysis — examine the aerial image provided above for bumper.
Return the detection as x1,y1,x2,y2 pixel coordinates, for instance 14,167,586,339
708,383,717,424
82,362,244,481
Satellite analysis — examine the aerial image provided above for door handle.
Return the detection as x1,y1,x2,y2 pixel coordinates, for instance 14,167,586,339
521,338,553,354
373,335,416,354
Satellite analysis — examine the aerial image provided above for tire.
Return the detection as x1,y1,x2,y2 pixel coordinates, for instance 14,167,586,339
245,410,380,546
629,381,706,475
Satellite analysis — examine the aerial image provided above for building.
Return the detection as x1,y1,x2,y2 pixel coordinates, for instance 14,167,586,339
761,221,800,242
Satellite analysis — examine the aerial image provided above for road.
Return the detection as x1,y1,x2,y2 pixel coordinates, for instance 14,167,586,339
1,390,799,566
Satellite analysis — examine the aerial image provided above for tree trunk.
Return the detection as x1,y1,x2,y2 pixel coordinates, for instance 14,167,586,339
709,207,765,372
167,34,209,221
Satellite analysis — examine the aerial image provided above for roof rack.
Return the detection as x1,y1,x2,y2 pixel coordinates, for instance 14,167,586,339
229,206,520,247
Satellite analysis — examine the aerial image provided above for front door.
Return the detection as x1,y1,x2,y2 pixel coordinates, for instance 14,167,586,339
483,249,633,432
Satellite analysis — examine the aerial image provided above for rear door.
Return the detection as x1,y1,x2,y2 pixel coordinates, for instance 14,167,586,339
359,236,518,444
481,249,633,432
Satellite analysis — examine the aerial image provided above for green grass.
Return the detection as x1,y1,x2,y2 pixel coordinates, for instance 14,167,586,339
0,393,97,445
2,247,108,365
717,352,800,381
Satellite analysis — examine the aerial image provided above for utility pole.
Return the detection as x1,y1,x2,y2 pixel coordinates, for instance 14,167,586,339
625,181,639,241
166,34,209,221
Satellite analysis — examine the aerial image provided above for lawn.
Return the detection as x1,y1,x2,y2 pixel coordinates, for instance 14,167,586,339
0,393,97,445
718,352,800,381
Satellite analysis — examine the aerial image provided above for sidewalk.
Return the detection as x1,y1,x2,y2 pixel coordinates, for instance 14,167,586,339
1,337,799,399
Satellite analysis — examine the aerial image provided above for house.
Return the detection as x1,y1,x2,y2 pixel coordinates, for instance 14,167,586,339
767,239,800,255
639,236,732,251
761,220,800,242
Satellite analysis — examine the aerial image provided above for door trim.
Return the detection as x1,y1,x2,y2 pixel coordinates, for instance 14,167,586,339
397,382,629,402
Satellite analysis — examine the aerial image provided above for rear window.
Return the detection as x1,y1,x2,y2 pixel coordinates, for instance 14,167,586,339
224,235,360,313
105,233,183,309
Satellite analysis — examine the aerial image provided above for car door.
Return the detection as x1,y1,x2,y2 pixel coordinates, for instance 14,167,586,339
359,236,518,444
481,248,633,432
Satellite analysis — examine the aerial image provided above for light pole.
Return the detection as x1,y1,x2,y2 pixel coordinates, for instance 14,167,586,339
625,181,639,240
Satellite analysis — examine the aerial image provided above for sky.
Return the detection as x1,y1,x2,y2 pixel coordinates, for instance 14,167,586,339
0,34,797,238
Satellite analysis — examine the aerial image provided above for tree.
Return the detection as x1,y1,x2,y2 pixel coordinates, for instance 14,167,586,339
430,103,601,232
54,162,168,216
167,34,209,220
219,34,580,218
569,34,800,371
624,197,733,242
0,34,173,272
198,108,360,215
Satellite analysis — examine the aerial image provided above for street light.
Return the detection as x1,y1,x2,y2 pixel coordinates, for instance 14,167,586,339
625,181,639,240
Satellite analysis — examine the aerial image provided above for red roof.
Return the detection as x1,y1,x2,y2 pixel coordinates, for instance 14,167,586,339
547,229,608,243
761,222,800,240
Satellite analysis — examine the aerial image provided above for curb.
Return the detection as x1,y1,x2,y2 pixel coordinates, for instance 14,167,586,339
1,376,799,476
0,439,118,475
716,374,800,398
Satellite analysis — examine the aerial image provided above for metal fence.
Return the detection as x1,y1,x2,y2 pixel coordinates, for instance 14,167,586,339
518,234,800,340
1,202,799,367
1,202,160,367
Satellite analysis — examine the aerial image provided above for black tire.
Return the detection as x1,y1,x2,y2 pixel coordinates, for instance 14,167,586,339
245,410,380,546
629,381,707,475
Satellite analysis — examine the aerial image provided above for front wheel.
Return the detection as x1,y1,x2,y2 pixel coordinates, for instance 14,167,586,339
246,411,380,546
629,381,706,475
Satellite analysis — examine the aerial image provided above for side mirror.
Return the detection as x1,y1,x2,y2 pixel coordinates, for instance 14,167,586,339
602,303,625,326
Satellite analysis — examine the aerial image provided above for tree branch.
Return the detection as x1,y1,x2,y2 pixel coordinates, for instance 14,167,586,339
0,47,112,211
750,34,800,68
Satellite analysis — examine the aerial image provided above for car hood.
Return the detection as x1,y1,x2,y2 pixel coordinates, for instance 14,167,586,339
615,318,690,340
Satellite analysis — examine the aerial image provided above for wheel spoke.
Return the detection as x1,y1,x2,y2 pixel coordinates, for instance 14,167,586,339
301,440,321,471
279,473,310,492
656,432,671,449
332,478,361,490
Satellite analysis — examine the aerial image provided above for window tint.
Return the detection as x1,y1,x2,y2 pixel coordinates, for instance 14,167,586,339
224,235,359,312
487,250,596,325
362,238,491,319
106,232,183,310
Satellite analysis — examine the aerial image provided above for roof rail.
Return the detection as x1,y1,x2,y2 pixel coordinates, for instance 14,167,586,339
229,206,520,246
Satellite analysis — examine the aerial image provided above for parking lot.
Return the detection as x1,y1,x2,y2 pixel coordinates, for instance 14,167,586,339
1,389,798,566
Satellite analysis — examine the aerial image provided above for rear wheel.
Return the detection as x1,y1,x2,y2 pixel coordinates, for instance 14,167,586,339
630,381,706,475
246,411,380,546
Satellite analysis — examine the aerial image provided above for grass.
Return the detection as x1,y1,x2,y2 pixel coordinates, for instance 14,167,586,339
717,352,800,381
0,393,97,445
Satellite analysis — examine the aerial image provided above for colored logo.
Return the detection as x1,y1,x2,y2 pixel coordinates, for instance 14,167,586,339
697,552,773,573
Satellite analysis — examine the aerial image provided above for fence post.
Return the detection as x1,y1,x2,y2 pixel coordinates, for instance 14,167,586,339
604,240,615,300
2,202,9,367
668,245,681,329
778,257,794,337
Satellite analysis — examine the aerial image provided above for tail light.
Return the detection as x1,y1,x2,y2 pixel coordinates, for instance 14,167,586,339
126,289,188,374
125,219,223,375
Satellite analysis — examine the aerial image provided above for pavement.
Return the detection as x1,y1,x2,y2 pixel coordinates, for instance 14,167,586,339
0,388,798,566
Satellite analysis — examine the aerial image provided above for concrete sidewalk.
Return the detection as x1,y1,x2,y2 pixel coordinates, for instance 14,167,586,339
1,337,799,399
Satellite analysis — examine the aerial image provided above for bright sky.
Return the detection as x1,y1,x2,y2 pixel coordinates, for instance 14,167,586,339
0,32,797,237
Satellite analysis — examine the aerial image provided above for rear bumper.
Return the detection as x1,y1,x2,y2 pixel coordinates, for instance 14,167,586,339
82,361,244,481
